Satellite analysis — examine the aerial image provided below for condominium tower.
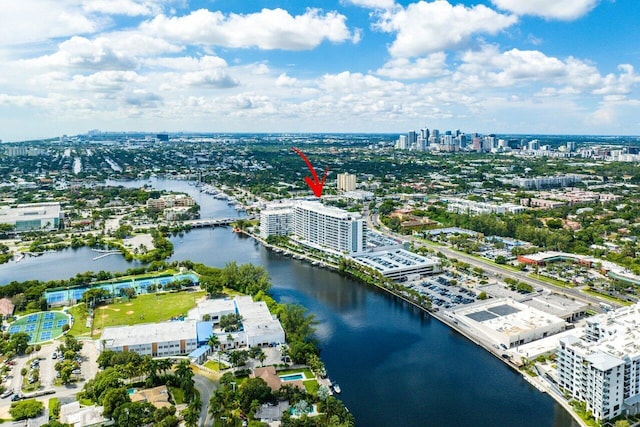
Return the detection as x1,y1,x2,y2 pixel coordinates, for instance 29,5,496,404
558,304,640,421
292,201,366,254
337,173,357,192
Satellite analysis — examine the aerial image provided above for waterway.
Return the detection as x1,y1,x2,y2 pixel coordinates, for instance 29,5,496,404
0,178,578,427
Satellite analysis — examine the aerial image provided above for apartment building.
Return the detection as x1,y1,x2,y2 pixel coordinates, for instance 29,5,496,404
337,173,357,192
259,203,293,238
292,201,366,254
558,304,640,421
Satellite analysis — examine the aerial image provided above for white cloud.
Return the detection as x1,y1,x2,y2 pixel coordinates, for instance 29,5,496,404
344,0,395,9
276,73,298,87
491,0,599,20
81,0,173,16
375,53,450,79
144,55,229,71
71,71,143,92
1,1,99,45
182,70,239,89
374,1,517,57
142,8,357,51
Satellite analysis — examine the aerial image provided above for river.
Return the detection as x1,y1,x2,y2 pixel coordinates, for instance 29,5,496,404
0,178,578,427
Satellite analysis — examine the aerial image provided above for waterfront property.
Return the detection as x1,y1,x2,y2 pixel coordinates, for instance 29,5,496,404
259,203,294,238
292,201,366,254
451,299,567,350
558,303,640,421
8,310,70,344
100,295,285,357
44,272,199,306
351,249,441,281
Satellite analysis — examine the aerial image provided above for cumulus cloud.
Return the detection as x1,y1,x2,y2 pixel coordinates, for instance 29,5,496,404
276,73,298,87
1,1,98,45
182,70,239,89
374,1,517,57
71,71,143,92
81,0,174,16
142,8,357,50
375,53,450,79
344,0,395,9
491,0,599,20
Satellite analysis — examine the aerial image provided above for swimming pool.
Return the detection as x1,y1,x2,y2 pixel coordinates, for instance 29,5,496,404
280,373,305,381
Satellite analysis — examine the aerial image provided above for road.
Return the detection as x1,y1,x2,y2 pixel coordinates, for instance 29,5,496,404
368,213,609,310
194,374,217,427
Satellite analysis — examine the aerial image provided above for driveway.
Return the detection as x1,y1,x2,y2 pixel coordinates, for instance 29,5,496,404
193,374,217,427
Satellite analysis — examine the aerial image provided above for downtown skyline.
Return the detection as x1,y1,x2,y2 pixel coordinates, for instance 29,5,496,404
1,0,639,141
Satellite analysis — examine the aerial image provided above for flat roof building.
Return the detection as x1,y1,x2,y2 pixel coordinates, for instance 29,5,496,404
259,203,293,239
0,202,63,232
452,299,567,350
351,248,441,281
292,201,366,254
100,320,198,357
558,304,640,421
337,173,357,192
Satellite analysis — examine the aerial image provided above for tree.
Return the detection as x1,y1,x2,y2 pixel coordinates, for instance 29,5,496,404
10,399,44,420
227,350,250,368
10,332,30,354
615,421,631,427
209,390,226,427
102,387,131,418
112,402,156,427
207,335,220,353
219,313,243,332
478,292,488,300
238,377,272,413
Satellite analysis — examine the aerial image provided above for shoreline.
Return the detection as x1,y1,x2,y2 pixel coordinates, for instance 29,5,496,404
248,231,588,427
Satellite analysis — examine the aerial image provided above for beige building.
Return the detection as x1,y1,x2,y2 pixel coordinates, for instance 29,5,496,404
337,173,356,192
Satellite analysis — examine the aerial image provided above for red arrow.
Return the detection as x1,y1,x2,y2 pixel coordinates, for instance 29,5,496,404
292,147,329,197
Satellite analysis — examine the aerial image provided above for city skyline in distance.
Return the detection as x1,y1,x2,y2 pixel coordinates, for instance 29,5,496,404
1,0,639,141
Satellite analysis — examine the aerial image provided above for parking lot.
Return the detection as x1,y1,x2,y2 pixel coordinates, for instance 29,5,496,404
407,273,478,310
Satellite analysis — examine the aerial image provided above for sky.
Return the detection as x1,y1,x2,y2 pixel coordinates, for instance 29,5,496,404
1,0,639,141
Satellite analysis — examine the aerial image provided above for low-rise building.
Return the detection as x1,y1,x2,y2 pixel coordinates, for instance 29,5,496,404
351,248,441,281
0,202,63,232
100,320,198,357
452,299,567,349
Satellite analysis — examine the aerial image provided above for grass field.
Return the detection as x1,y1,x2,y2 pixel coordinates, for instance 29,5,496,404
204,360,228,371
93,290,206,331
528,273,574,288
582,288,632,306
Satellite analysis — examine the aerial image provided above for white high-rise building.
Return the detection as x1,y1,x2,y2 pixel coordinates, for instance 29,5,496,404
292,201,366,254
337,173,357,192
259,204,293,238
558,304,640,421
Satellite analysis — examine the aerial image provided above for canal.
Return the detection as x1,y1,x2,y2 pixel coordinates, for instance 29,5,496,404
0,178,578,427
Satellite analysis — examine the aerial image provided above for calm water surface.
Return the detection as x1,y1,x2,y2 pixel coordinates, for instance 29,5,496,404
0,178,578,427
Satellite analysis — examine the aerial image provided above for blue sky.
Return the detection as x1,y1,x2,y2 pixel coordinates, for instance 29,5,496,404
1,0,639,141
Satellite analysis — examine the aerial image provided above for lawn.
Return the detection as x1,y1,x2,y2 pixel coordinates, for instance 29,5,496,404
582,288,632,306
67,305,92,337
169,386,185,404
204,360,228,371
528,273,573,288
92,290,206,331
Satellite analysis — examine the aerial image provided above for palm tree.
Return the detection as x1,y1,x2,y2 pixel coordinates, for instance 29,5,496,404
207,334,220,353
157,358,173,375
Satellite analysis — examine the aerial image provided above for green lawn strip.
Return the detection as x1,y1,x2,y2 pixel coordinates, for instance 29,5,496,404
204,360,228,371
303,380,319,395
48,397,59,420
67,306,91,337
277,368,314,379
93,290,206,330
528,273,574,288
169,386,185,404
582,289,632,306
78,398,93,406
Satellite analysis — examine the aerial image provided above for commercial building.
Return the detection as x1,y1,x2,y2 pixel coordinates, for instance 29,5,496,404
445,198,527,215
502,175,582,190
337,173,357,192
0,202,63,232
146,194,195,210
259,203,293,238
292,201,366,254
452,299,567,350
558,304,640,421
352,248,441,281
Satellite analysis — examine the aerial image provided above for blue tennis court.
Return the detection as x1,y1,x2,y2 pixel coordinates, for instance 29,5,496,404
40,331,52,341
44,312,55,320
9,326,21,333
25,324,36,332
42,321,53,330
56,319,68,327
27,314,38,323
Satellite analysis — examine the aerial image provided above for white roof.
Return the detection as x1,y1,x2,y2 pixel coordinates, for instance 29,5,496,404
101,320,197,347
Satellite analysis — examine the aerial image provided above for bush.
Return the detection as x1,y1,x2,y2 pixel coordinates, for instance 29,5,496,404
10,399,44,420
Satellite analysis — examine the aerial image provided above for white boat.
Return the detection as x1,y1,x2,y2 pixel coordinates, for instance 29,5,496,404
332,383,341,394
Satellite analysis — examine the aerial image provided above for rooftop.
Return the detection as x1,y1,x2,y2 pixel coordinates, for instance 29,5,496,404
352,248,439,274
101,320,197,348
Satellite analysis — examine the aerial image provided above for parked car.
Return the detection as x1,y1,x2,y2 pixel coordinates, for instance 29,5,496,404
1,389,13,399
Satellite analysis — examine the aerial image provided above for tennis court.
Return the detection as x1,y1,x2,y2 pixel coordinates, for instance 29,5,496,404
8,311,70,344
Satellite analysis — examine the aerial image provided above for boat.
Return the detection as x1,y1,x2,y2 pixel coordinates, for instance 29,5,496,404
332,384,341,394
